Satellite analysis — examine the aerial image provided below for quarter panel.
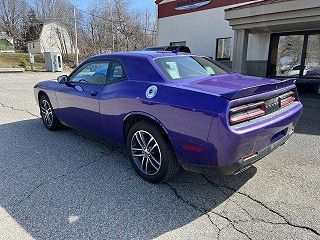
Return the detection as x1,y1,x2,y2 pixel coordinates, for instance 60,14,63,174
99,80,228,166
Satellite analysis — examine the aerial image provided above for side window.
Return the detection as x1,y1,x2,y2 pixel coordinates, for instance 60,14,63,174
69,61,109,85
107,61,126,83
216,37,232,61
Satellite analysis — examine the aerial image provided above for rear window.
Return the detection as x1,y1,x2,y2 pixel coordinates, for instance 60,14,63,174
155,56,229,80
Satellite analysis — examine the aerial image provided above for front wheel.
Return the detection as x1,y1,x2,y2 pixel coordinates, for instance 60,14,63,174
39,94,63,131
127,121,180,183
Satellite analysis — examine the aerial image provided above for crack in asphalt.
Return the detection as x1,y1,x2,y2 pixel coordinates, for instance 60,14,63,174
165,182,221,234
0,101,128,158
165,182,254,240
0,103,129,212
201,175,320,237
0,102,40,118
3,102,319,238
13,150,115,213
206,179,256,222
217,223,233,240
213,212,253,240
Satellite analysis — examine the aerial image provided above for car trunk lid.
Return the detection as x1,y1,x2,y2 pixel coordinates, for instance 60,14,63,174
178,73,296,100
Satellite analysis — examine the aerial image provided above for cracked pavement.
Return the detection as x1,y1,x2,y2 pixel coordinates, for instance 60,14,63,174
0,72,320,240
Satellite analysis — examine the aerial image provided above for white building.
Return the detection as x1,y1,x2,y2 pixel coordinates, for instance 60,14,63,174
156,0,320,86
26,22,74,55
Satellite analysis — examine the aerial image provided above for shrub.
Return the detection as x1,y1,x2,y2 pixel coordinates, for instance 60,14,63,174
0,39,14,51
19,58,28,69
34,54,44,63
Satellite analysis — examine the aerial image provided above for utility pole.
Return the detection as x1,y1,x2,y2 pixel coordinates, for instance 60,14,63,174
74,6,79,66
111,10,115,52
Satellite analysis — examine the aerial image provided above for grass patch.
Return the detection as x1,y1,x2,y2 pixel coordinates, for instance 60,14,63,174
0,52,45,70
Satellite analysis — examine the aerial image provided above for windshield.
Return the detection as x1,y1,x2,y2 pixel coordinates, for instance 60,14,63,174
155,56,229,80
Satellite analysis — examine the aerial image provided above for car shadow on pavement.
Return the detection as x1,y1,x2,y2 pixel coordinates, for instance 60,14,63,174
295,97,320,136
0,119,256,239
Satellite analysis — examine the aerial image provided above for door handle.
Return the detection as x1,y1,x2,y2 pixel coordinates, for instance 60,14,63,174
90,90,99,97
74,85,84,92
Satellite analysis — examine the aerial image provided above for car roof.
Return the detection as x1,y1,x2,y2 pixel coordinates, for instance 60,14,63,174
144,46,168,49
87,51,192,61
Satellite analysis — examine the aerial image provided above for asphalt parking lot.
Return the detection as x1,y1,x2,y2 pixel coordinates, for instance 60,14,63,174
0,72,320,240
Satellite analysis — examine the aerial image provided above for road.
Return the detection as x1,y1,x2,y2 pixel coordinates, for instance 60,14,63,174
0,72,320,240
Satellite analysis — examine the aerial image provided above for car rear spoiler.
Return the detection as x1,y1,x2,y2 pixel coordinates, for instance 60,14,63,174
221,78,297,100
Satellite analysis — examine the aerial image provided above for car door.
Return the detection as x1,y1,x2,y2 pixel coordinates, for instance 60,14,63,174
55,61,109,135
99,60,129,142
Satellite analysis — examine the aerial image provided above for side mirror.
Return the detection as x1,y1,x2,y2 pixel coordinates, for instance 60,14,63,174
57,75,68,84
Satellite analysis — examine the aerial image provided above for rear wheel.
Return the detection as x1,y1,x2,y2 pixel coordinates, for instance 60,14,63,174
39,94,63,131
127,120,180,183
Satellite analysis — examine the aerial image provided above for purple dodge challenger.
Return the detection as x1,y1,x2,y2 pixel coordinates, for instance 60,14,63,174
34,51,303,183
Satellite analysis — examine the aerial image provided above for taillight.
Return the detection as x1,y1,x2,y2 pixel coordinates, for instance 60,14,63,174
279,91,296,108
229,101,266,125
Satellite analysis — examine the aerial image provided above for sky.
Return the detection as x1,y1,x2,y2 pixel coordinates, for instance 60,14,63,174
74,0,156,11
131,0,155,10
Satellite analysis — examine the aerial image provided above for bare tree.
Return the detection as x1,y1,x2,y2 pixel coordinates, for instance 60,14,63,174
0,0,157,60
76,0,156,59
30,0,74,42
0,0,27,39
31,0,73,22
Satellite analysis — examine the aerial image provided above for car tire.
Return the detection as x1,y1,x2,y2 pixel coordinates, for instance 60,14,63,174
127,120,180,183
39,94,63,131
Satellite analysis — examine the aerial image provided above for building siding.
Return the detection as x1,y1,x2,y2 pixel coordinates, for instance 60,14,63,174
157,6,235,58
157,2,270,64
27,22,73,55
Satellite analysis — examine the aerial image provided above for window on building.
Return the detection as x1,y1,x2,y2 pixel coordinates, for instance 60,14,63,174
216,38,232,61
170,41,187,47
267,31,320,79
302,34,320,78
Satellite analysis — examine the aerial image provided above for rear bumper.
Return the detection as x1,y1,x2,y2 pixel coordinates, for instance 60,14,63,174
182,129,293,175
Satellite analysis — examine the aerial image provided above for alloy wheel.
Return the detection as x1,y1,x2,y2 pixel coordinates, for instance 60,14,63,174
131,130,162,175
40,99,53,127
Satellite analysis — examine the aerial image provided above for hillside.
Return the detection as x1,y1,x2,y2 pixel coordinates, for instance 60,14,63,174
0,53,45,70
